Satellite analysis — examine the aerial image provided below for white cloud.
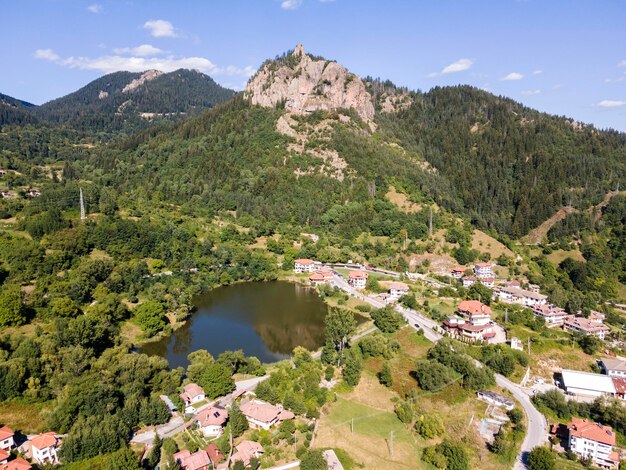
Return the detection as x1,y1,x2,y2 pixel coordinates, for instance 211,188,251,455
33,48,255,78
441,58,473,74
532,69,542,75
521,89,541,95
502,72,524,81
281,0,303,9
618,60,626,67
87,3,103,14
34,48,60,61
113,44,164,57
143,19,177,38
598,100,626,108
605,76,625,83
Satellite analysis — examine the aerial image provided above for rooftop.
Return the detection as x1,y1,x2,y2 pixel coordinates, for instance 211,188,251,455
568,417,616,446
295,258,314,265
182,383,204,398
349,270,367,279
457,300,491,316
30,432,57,450
0,426,13,440
1,457,32,470
564,317,609,333
601,358,626,373
500,286,547,300
561,369,616,394
196,406,228,427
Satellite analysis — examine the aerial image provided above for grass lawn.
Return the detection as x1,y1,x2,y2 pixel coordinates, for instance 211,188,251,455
546,248,585,265
0,400,50,433
471,230,514,259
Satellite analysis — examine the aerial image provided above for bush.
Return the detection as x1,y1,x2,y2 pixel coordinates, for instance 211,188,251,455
378,362,393,387
415,414,445,439
342,349,362,386
133,300,166,337
527,446,556,470
370,306,406,333
415,360,454,391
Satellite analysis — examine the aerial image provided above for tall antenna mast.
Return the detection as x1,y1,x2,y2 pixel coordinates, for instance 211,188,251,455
79,187,86,221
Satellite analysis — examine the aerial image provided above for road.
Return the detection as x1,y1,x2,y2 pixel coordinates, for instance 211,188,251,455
131,375,269,445
330,270,547,469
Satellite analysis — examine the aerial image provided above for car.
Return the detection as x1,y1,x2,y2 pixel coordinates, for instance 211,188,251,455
414,323,421,329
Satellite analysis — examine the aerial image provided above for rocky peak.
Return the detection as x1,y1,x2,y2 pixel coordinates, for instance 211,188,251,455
245,45,375,123
122,69,163,93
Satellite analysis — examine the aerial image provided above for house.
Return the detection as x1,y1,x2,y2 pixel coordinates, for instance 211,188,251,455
231,440,264,467
388,281,409,298
30,432,60,465
1,457,32,470
0,191,14,199
567,417,620,468
347,270,368,290
476,390,515,410
240,399,294,431
450,267,466,279
495,286,547,308
205,444,225,467
0,427,14,452
600,358,626,378
294,259,316,273
309,273,326,286
0,449,8,465
506,280,521,288
173,449,211,470
563,317,610,340
532,305,569,327
25,189,41,197
195,406,228,437
560,369,616,398
301,233,319,243
442,317,496,343
457,300,491,326
480,277,495,288
442,300,496,343
612,378,626,400
180,383,205,411
473,262,494,279
462,276,476,288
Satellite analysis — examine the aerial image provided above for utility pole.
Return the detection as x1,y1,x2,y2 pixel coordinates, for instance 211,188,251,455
505,308,508,324
351,418,354,433
389,431,394,458
527,337,531,355
79,187,85,221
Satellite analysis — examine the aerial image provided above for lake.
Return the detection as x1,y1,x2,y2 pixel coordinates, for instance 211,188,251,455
139,281,329,368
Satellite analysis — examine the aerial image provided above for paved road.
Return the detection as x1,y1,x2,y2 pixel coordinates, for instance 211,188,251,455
131,376,269,445
330,269,547,469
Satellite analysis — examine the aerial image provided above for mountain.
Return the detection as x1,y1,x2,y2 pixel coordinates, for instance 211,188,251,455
0,92,38,126
92,46,626,238
34,69,236,133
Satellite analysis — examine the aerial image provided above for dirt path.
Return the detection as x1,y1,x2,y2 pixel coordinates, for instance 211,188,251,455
521,190,626,245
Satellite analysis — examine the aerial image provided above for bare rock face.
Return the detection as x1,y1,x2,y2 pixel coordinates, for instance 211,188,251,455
122,69,163,93
245,44,375,123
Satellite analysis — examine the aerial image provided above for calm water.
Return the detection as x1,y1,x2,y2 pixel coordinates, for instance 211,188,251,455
139,281,328,368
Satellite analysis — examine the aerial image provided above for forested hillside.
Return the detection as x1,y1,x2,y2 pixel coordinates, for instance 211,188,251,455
32,69,235,133
0,92,38,126
378,85,626,237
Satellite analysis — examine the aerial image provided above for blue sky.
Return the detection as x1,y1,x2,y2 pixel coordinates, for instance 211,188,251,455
2,0,626,130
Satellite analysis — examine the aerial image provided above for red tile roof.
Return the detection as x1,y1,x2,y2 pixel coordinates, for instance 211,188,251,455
196,407,228,427
567,417,616,446
0,427,13,441
240,400,281,424
458,300,491,316
295,258,314,265
0,449,8,462
612,377,626,395
205,444,224,464
349,270,367,279
309,273,325,281
30,432,57,450
1,457,32,470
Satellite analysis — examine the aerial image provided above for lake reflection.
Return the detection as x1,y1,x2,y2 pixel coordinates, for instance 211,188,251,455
139,281,328,368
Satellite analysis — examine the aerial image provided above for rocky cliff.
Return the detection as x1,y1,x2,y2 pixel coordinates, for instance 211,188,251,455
245,44,375,123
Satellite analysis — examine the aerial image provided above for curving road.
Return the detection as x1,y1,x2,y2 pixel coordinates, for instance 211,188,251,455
330,271,547,469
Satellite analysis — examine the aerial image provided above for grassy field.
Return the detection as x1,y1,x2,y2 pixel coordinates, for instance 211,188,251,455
0,400,50,433
546,249,585,265
471,230,514,259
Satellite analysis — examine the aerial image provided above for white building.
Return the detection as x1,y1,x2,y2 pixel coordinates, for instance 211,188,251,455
480,277,495,288
600,358,626,379
462,276,477,288
496,286,547,308
195,406,228,437
30,433,60,465
348,270,368,290
240,399,294,431
476,390,515,410
0,426,14,452
532,304,569,327
294,259,316,273
561,369,616,398
388,281,409,298
563,316,610,340
568,417,619,468
510,337,524,351
179,383,205,413
473,262,494,279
